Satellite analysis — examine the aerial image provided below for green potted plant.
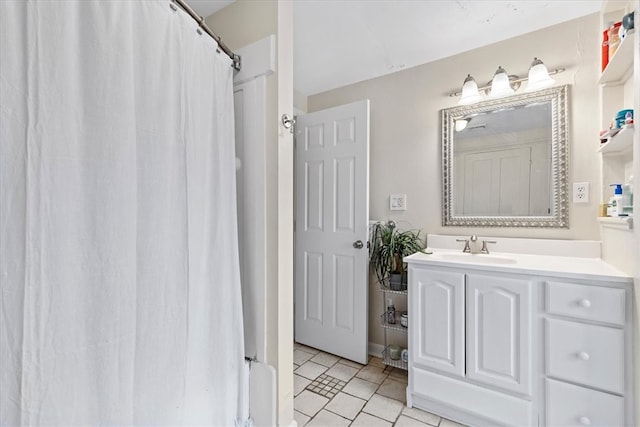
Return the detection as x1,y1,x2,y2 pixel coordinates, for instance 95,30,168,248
369,220,424,291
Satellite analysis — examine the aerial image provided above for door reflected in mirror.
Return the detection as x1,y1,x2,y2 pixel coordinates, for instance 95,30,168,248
441,85,569,228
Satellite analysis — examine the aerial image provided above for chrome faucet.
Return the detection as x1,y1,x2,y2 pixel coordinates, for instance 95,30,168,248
456,235,496,254
480,239,497,254
456,235,477,253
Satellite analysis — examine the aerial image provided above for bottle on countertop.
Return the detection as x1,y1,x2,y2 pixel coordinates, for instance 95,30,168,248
387,299,396,324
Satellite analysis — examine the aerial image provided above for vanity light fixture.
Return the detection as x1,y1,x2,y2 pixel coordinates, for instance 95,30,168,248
488,66,515,98
458,74,482,105
525,57,556,91
449,58,565,104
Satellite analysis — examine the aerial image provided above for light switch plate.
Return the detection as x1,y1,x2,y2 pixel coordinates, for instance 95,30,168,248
390,194,407,211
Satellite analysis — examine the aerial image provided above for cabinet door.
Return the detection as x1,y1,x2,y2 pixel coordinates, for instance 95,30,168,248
466,274,532,396
410,266,465,377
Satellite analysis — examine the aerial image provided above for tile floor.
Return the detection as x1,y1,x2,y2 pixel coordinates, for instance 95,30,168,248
293,343,468,427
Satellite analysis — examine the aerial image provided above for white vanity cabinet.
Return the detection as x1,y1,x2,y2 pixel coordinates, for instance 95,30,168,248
466,274,533,396
544,280,630,427
410,267,465,377
408,265,536,427
406,254,634,427
410,267,533,394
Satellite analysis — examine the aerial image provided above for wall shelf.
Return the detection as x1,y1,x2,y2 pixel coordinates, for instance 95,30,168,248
382,345,407,370
597,4,637,277
598,216,634,230
379,313,408,332
379,284,407,370
378,286,407,296
598,124,634,153
599,30,635,84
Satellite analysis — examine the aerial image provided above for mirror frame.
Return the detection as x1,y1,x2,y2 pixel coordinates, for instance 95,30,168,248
441,84,569,228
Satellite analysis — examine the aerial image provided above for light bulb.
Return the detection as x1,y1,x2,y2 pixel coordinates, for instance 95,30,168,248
525,57,555,91
489,66,515,98
458,74,482,105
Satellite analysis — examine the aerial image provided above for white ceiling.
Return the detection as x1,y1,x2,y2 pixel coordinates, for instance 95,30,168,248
191,0,602,97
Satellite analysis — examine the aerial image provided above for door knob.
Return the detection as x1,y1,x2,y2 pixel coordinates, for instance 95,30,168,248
353,240,364,249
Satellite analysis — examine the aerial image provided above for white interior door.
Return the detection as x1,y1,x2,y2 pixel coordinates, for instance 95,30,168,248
294,100,369,364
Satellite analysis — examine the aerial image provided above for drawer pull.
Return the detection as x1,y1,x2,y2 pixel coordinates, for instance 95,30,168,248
578,299,592,308
578,416,591,425
577,351,590,361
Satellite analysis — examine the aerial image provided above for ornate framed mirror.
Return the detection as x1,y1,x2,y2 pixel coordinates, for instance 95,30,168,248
441,85,569,228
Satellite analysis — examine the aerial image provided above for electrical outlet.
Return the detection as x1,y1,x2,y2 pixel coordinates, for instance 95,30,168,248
573,182,589,203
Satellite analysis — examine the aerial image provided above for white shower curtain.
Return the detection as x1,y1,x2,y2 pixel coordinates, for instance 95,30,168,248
0,1,245,425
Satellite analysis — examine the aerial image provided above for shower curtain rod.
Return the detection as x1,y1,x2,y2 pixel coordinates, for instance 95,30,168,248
171,0,241,71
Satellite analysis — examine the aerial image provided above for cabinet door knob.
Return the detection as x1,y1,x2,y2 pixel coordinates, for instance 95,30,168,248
578,299,591,308
578,416,591,425
577,351,590,361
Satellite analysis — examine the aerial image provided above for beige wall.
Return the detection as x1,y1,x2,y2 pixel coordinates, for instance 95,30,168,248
207,2,295,425
206,1,277,51
308,14,601,347
294,89,308,113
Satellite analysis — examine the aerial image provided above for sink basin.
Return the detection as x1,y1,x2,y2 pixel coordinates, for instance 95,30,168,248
433,252,517,265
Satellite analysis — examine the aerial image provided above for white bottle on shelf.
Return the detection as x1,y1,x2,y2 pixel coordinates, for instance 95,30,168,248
607,184,624,217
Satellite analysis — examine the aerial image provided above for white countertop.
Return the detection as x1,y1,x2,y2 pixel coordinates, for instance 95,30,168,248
405,249,632,283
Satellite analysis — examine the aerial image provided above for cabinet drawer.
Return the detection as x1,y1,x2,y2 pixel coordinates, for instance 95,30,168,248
546,379,624,427
546,281,625,325
546,318,624,394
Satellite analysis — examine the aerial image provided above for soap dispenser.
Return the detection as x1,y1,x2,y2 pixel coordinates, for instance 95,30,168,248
607,184,624,217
